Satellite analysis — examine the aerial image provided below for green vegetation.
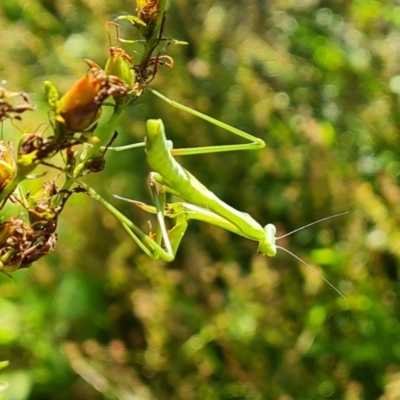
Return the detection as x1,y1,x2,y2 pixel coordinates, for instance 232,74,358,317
0,0,400,399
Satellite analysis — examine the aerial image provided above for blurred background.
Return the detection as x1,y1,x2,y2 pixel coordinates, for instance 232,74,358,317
1,0,400,399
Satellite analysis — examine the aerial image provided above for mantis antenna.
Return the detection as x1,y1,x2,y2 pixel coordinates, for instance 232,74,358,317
271,212,349,304
276,212,349,240
276,245,348,306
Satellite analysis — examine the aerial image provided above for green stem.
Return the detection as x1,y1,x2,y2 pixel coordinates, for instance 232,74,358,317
0,164,37,205
90,103,125,155
72,104,125,182
140,0,169,68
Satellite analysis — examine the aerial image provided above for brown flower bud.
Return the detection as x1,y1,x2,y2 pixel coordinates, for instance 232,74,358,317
57,69,129,132
57,73,103,132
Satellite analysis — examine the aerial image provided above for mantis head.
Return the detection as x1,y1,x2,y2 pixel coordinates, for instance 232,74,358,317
257,224,277,257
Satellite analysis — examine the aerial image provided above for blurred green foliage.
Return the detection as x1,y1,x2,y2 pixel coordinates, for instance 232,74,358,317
1,0,400,399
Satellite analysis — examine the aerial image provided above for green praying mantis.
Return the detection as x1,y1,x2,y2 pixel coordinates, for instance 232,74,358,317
82,89,347,302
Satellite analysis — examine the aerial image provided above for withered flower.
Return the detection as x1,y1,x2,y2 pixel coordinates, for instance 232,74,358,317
0,181,62,273
28,180,59,233
0,217,56,273
136,0,160,25
0,87,34,122
18,133,51,161
0,142,15,193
